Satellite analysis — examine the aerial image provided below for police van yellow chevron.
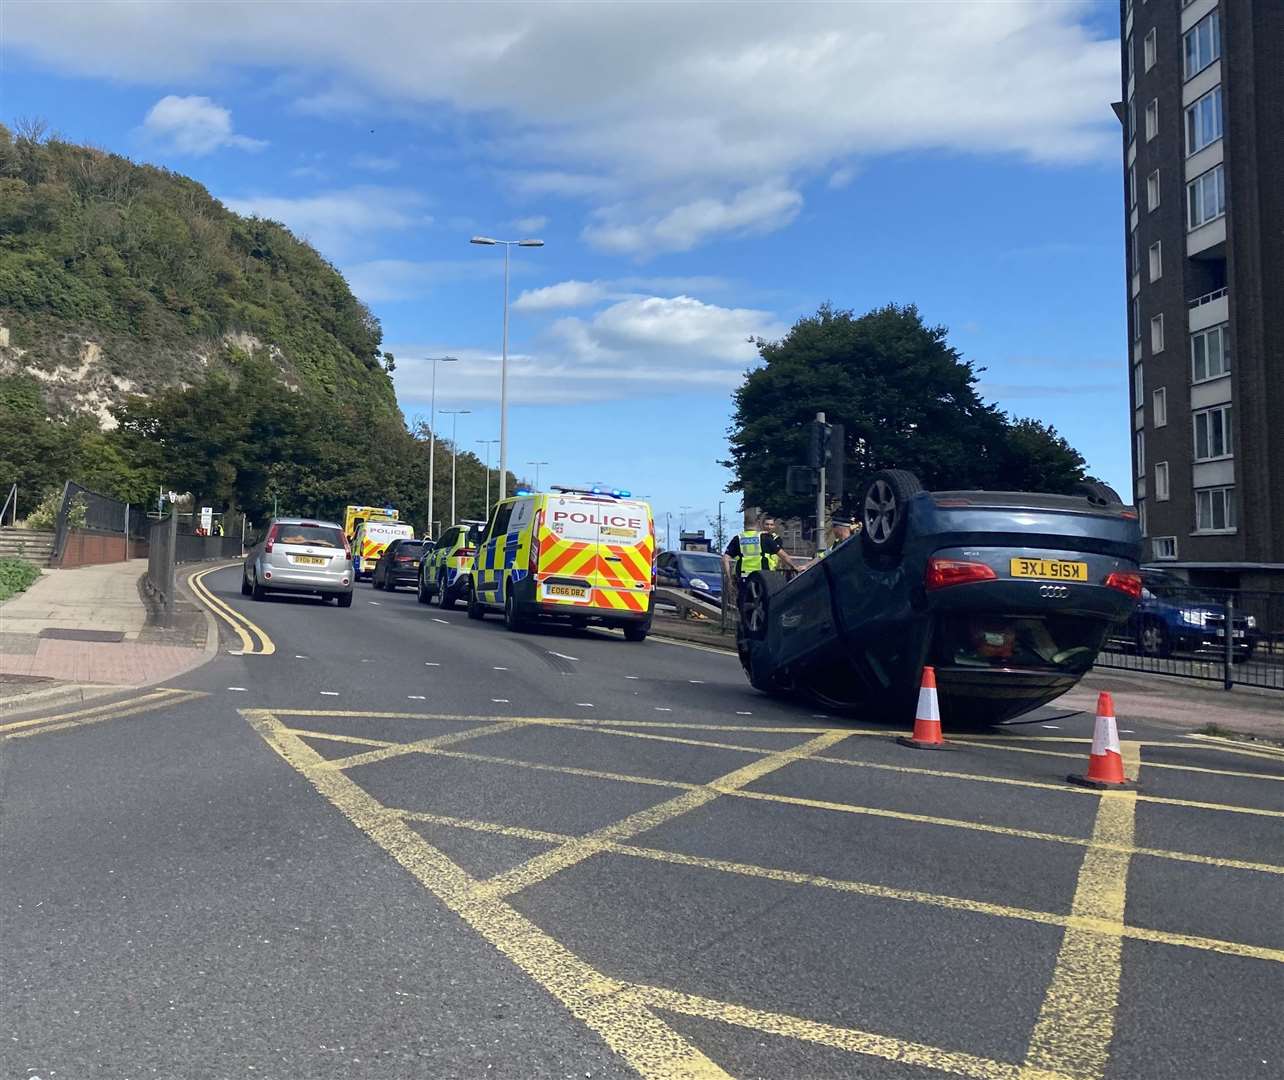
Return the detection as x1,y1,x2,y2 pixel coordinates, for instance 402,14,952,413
468,487,654,641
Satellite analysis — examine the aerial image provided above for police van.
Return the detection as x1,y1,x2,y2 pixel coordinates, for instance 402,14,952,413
468,487,654,640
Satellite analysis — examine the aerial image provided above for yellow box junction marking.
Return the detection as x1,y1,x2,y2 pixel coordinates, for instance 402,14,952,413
1019,743,1141,1080
0,687,204,740
189,565,275,655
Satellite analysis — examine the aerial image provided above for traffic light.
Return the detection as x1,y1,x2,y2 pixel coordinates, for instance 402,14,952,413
808,420,832,468
826,423,845,498
786,465,818,497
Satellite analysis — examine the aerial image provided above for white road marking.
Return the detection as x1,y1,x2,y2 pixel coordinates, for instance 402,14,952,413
1042,724,1062,730
576,702,595,708
229,650,244,656
812,714,830,719
408,695,426,700
369,601,381,606
492,698,510,704
433,618,449,625
550,651,579,662
1120,728,1136,733
655,707,672,712
425,662,441,667
294,655,308,660
227,687,248,692
736,711,753,716
689,680,705,684
361,659,371,663
625,675,640,680
320,691,340,697
493,666,509,671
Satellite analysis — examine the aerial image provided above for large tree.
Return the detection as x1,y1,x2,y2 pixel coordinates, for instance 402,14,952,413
724,303,1090,518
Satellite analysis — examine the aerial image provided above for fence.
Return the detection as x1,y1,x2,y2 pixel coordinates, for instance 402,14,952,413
1097,584,1284,691
51,481,149,566
145,512,245,619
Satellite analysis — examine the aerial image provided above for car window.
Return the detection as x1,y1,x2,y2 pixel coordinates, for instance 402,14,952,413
276,524,344,547
465,523,485,545
678,553,721,575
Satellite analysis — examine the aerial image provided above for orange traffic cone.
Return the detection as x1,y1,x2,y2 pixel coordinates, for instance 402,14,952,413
897,666,953,750
1068,692,1136,789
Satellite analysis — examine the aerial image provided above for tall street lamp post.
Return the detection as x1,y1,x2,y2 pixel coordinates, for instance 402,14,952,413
425,356,458,539
440,409,471,526
527,461,550,491
477,438,499,518
469,235,544,505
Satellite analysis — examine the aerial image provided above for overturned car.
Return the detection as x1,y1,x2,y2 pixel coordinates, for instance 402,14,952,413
737,470,1144,724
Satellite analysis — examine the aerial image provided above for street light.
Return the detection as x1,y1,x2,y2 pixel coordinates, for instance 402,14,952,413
424,356,458,539
470,235,544,505
476,438,500,518
526,460,550,490
440,409,471,526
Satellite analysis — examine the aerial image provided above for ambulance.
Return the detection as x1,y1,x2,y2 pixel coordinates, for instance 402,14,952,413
352,518,414,580
467,487,655,640
344,504,399,543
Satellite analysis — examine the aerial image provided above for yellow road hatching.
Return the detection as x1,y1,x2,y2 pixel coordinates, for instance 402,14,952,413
0,687,205,740
189,564,275,655
247,708,1284,1079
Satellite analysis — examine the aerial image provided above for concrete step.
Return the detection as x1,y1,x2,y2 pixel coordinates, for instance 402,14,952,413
0,529,57,565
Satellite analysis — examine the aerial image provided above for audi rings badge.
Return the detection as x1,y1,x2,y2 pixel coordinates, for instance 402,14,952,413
1039,584,1070,599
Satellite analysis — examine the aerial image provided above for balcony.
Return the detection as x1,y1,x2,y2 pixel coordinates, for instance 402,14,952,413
1188,288,1228,332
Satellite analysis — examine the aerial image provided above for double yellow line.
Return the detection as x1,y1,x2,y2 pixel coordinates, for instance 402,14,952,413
0,687,205,741
189,564,276,655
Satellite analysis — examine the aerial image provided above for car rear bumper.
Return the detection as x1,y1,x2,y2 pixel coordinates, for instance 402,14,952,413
257,561,351,593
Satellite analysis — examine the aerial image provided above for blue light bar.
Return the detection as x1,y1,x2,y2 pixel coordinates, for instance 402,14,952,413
515,488,533,496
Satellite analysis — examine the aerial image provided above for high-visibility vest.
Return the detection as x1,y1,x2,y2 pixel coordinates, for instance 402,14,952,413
737,531,778,574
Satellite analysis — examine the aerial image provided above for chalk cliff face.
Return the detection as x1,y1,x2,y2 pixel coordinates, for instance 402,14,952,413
0,123,396,425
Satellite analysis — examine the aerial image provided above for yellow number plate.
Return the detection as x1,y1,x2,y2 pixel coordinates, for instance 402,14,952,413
1010,558,1088,581
293,555,326,565
543,583,590,602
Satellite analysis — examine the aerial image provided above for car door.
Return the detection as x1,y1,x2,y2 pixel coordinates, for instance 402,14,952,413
656,552,677,586
477,505,514,603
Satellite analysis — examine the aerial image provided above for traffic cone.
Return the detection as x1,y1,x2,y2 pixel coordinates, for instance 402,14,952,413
897,666,953,750
1068,692,1136,789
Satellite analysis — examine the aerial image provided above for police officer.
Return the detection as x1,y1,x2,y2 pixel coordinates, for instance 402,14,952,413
818,514,857,558
723,514,796,597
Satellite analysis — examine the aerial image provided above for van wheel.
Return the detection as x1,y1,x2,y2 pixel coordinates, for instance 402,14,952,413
467,589,485,620
504,594,527,632
623,623,649,642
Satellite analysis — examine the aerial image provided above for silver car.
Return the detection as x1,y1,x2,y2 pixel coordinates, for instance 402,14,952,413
241,518,354,606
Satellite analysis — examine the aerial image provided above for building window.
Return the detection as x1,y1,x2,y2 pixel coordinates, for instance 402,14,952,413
1130,229,1139,275
1127,97,1136,145
1191,323,1231,382
1132,298,1141,341
1147,169,1160,211
1128,164,1137,209
1144,28,1157,72
1193,404,1232,461
1151,313,1164,353
1136,430,1145,476
1145,98,1159,141
1152,536,1178,560
1133,362,1143,403
1195,486,1236,533
1183,10,1220,80
1148,240,1162,282
1153,386,1167,427
1154,461,1170,501
1187,165,1225,229
1126,33,1134,84
1185,88,1223,155
1138,499,1148,537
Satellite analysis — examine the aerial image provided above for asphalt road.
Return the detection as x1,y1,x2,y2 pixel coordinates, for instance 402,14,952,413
3,563,1281,1080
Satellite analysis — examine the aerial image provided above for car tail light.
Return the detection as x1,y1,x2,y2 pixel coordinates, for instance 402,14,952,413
925,558,998,591
396,556,414,564
1104,571,1143,599
457,547,476,560
529,509,544,574
342,534,352,557
264,524,279,554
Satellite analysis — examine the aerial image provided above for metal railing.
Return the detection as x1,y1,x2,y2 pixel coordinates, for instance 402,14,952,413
2,483,16,527
1098,584,1284,691
1188,286,1228,309
146,512,178,618
51,480,148,560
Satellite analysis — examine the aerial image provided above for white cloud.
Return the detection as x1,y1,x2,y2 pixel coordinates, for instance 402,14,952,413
350,153,399,172
344,258,501,303
141,95,266,155
584,183,803,255
512,280,608,312
14,3,1119,252
219,187,429,259
512,215,548,234
390,293,784,406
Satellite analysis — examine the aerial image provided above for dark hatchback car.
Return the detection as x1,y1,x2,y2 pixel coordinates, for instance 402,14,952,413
372,538,430,591
1122,568,1257,661
737,470,1143,724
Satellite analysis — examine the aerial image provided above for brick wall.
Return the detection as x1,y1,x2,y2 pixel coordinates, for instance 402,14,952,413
57,528,148,568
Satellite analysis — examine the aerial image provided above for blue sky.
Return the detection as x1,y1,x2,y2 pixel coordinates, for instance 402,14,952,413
4,1,1127,536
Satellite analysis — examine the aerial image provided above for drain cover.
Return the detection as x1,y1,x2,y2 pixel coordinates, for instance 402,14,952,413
0,674,55,685
38,629,126,643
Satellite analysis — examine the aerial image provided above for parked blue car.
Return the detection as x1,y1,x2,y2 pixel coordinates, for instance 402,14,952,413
656,549,723,602
1124,569,1256,661
737,471,1143,724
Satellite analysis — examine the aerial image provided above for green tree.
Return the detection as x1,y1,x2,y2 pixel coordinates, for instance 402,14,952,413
995,418,1091,495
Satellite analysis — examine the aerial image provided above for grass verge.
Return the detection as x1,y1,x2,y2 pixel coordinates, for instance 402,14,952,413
0,558,41,603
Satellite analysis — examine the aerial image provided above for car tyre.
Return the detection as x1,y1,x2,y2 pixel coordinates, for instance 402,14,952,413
467,586,485,620
1076,481,1124,507
1137,619,1172,658
504,594,527,633
251,576,266,602
860,469,922,565
336,592,353,608
738,570,785,641
438,573,456,611
417,570,432,604
241,574,251,596
623,622,649,642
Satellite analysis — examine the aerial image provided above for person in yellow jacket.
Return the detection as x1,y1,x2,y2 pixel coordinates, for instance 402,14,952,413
723,514,797,600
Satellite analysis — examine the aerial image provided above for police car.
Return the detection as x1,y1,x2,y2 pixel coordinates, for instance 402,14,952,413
467,487,655,640
417,522,485,609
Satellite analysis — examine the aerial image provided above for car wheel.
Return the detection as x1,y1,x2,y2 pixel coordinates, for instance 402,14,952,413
622,622,649,642
860,469,922,565
336,592,353,608
251,574,266,602
1076,480,1123,507
738,570,782,641
241,574,251,596
373,573,384,589
504,594,527,632
438,574,456,611
417,570,432,605
1137,619,1171,658
467,588,485,620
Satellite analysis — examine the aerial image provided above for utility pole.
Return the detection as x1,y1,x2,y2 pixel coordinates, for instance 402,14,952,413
815,411,827,553
716,501,725,550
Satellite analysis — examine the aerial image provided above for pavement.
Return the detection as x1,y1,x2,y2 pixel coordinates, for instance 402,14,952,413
1,565,1281,1080
0,559,214,715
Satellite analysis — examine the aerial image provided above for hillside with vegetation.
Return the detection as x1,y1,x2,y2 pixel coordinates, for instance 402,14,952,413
0,121,508,533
